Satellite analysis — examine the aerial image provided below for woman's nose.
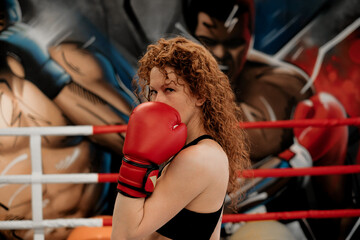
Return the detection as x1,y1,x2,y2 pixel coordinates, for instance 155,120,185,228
153,92,165,103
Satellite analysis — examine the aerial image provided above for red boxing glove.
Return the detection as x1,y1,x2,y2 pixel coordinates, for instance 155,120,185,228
117,102,187,198
279,92,348,168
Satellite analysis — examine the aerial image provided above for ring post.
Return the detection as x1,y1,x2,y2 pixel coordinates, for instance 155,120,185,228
30,135,44,240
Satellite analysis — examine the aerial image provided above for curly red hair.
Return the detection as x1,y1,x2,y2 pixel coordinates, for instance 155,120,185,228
136,36,250,196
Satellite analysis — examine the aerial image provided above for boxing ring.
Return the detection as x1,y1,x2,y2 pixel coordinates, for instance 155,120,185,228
0,118,360,240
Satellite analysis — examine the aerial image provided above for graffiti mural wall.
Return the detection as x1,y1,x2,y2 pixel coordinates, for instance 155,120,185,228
0,0,359,239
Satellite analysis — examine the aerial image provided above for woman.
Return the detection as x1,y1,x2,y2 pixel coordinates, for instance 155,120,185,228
112,36,250,239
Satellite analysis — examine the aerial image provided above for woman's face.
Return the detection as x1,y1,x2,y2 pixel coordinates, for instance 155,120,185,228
148,66,203,125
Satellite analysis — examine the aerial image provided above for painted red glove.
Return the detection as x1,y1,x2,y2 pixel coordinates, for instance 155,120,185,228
117,102,187,198
279,92,348,169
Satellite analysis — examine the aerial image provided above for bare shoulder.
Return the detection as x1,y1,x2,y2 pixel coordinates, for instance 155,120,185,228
158,139,229,212
170,139,228,177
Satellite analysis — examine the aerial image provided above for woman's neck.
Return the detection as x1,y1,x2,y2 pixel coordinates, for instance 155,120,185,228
185,116,207,145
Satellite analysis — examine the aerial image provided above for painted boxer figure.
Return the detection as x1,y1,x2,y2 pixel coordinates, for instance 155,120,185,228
0,0,137,238
182,0,350,238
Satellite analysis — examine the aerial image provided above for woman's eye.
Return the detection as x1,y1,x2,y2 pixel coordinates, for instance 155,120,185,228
149,89,157,95
165,88,174,92
148,89,157,100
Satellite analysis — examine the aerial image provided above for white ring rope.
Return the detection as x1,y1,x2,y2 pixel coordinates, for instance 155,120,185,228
0,125,93,136
0,218,103,230
0,173,98,184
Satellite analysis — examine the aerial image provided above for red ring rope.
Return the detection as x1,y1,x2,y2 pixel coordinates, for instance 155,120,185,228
239,165,360,178
98,209,360,226
97,165,360,183
93,124,127,134
221,209,360,222
239,117,360,128
92,117,360,134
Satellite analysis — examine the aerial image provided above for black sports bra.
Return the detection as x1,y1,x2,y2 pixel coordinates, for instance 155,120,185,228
156,135,223,239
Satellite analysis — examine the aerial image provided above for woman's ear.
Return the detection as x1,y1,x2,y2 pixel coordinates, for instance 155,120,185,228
195,97,206,107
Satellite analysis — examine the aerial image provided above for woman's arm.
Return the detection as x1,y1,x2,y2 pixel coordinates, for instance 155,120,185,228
111,145,217,239
112,196,146,239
